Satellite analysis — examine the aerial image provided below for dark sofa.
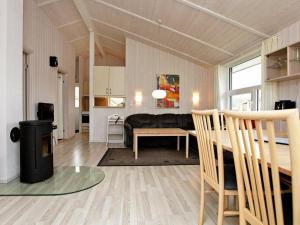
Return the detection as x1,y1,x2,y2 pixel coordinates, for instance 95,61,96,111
124,113,198,151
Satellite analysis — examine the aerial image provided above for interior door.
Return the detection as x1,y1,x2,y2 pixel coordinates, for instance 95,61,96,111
109,67,125,96
22,53,29,120
57,74,64,139
93,66,109,96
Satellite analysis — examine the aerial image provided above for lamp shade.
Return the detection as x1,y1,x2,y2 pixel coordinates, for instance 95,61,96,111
152,90,166,99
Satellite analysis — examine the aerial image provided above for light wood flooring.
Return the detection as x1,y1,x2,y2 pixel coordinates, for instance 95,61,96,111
0,133,238,225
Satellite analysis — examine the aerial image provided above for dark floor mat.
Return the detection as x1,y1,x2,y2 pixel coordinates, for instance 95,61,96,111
98,147,199,166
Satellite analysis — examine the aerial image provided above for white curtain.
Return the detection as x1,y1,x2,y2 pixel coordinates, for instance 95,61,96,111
261,36,278,110
214,65,229,110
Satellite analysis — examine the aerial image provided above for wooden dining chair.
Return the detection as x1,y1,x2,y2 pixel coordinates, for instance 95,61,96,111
192,109,239,225
219,111,226,131
224,109,300,225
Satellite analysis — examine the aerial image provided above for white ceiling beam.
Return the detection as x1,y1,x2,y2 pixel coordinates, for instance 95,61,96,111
92,18,212,66
70,35,88,43
84,46,124,59
70,33,125,59
73,0,105,57
93,0,233,56
57,19,82,29
96,33,125,46
175,0,270,38
74,34,125,58
95,38,105,57
38,0,62,7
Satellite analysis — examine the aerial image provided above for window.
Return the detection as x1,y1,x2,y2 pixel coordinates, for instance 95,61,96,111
229,56,261,111
75,86,79,108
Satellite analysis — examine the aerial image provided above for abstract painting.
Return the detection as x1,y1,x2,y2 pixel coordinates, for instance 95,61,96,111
156,74,180,108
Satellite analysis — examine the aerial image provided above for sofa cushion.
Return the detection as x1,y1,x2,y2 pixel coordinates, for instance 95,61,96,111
126,114,157,128
157,114,179,128
181,114,194,130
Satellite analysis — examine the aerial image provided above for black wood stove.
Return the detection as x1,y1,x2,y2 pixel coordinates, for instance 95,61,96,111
19,120,54,183
19,102,57,183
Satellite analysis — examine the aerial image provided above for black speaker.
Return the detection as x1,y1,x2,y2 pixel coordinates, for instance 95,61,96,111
49,56,58,67
274,100,296,110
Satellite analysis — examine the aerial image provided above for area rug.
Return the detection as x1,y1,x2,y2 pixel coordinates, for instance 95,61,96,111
98,147,199,166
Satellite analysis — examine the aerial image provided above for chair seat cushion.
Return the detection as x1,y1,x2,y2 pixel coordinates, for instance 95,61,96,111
216,164,238,190
223,151,234,164
213,146,235,165
221,165,290,192
223,164,238,190
282,193,293,225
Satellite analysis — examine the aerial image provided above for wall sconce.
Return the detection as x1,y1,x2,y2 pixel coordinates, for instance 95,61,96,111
135,91,143,105
192,92,200,107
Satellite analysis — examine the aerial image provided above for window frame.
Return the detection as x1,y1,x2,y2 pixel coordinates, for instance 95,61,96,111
229,56,262,111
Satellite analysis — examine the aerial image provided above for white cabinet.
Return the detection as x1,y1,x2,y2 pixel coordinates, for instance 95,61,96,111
109,67,125,96
94,66,109,96
93,66,125,96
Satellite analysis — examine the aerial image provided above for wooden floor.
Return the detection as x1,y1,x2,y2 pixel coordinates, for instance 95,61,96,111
0,133,238,225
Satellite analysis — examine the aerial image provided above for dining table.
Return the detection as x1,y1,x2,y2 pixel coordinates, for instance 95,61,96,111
188,130,291,176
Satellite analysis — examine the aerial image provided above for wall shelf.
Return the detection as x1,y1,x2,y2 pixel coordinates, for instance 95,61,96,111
106,116,124,145
266,42,300,82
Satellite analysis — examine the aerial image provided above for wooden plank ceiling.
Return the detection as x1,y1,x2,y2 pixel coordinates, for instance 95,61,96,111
35,0,300,66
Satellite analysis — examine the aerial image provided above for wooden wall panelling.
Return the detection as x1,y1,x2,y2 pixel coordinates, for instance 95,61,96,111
90,38,214,142
23,0,76,139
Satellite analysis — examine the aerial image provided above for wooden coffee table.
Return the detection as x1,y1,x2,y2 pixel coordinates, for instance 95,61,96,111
133,128,189,160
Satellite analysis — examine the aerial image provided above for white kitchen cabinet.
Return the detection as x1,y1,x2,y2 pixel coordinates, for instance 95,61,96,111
93,66,125,96
109,67,125,96
94,66,109,96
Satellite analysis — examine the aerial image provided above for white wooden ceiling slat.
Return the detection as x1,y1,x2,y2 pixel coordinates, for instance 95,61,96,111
93,22,125,42
57,19,82,29
73,0,106,57
37,0,300,64
70,35,88,43
190,0,300,35
38,0,62,7
38,0,82,26
96,33,125,46
92,0,234,56
60,21,89,41
175,0,270,38
92,18,212,66
96,37,125,53
88,2,230,63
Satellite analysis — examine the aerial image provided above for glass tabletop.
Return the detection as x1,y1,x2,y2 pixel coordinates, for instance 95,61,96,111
0,166,105,196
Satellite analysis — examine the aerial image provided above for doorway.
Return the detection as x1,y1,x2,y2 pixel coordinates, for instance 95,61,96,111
22,52,29,120
57,72,64,140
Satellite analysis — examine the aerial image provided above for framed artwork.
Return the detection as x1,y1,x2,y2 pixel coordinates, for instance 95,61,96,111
156,74,180,108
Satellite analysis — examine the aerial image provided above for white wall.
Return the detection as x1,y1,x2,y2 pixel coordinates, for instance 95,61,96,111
91,38,214,142
0,0,23,182
125,38,214,115
23,0,76,139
